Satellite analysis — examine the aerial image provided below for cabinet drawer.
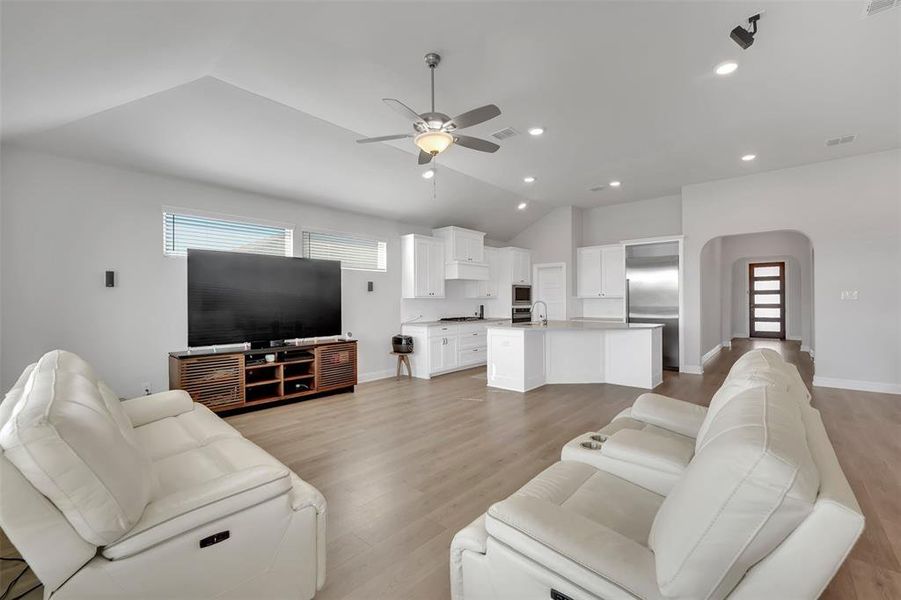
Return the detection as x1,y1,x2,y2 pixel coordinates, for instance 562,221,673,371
428,324,459,337
458,346,487,366
459,331,487,349
457,323,488,335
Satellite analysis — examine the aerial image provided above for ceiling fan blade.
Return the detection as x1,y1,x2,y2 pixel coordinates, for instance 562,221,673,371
452,134,500,153
445,104,501,130
356,134,413,144
418,150,433,165
383,98,426,125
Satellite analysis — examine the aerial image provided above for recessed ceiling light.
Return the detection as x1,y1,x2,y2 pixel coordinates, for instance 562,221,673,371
517,202,528,210
528,127,544,136
741,154,757,162
609,180,622,188
422,169,435,179
715,61,739,76
523,176,536,183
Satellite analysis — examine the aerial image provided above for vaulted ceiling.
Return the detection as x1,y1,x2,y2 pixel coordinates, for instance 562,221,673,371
2,1,899,240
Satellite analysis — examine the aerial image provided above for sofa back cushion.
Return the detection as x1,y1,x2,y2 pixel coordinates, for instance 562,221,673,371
649,385,819,600
728,348,810,402
0,351,152,545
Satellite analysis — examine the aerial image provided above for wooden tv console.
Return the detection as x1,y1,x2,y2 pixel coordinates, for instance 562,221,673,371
169,340,357,413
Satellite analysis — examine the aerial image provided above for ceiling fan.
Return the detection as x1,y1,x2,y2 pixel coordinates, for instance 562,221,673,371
356,52,502,165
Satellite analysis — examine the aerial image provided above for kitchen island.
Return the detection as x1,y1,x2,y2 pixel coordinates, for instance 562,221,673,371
486,320,663,392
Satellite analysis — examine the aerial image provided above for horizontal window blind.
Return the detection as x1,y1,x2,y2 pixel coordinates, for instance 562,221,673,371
163,212,293,257
302,231,387,271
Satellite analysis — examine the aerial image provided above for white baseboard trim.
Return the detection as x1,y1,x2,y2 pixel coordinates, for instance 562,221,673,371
702,344,723,365
800,345,814,358
681,365,704,375
721,340,732,349
812,376,901,395
358,369,396,384
787,335,802,342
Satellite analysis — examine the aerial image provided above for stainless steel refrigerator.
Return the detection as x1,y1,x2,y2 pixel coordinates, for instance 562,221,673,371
626,242,680,370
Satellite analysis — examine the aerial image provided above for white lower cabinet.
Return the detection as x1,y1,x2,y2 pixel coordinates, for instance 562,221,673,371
402,322,490,379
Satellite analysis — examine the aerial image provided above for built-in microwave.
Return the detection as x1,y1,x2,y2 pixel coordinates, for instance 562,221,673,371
512,284,532,306
512,306,532,323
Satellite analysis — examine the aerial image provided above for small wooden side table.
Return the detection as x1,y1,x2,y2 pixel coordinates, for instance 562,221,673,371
391,352,412,380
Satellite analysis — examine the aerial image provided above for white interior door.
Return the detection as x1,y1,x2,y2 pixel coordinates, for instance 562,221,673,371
533,263,567,320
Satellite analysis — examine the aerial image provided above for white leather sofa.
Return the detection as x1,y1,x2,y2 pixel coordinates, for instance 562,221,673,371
451,349,863,600
0,350,326,599
560,348,813,496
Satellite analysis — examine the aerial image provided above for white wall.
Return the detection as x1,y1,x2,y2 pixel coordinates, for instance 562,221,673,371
699,236,723,357
509,206,582,319
683,150,901,392
581,194,682,245
400,280,494,323
0,147,428,394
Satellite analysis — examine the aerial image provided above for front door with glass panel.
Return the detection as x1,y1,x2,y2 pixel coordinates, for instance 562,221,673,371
749,262,785,339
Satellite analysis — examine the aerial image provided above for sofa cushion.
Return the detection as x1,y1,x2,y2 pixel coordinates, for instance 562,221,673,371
486,461,665,600
728,348,811,402
649,385,819,600
0,351,153,545
695,372,792,452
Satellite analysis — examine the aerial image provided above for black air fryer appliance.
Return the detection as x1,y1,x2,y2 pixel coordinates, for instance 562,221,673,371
392,335,413,353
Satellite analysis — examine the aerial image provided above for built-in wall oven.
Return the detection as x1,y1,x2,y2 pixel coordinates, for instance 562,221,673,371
512,306,532,323
512,284,532,306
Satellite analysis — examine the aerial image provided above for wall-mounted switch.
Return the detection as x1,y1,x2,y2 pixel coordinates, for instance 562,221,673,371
367,281,374,292
840,290,859,301
105,270,116,287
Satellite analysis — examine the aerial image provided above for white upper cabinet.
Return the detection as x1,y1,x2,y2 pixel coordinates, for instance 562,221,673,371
466,247,500,298
577,244,624,298
510,248,531,284
432,226,485,263
402,234,445,298
432,226,488,280
601,245,626,297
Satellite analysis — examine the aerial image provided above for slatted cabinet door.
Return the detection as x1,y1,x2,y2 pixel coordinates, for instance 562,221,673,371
170,353,245,410
316,342,358,392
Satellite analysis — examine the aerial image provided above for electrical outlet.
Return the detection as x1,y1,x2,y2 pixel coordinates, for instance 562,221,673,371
840,290,859,301
141,382,153,396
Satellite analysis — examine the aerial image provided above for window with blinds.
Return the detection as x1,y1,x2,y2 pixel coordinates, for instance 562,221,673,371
163,212,293,257
302,231,387,271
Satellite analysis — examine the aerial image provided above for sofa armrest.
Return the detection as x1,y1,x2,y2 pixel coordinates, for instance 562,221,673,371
486,496,662,600
102,465,291,560
602,429,694,475
630,393,707,438
121,390,194,427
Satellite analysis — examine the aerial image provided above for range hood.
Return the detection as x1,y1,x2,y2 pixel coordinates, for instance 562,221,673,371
445,260,489,280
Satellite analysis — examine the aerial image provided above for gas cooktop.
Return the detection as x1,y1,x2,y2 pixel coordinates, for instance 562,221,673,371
439,316,485,322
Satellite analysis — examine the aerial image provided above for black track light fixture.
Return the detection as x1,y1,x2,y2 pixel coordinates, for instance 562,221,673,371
731,13,761,50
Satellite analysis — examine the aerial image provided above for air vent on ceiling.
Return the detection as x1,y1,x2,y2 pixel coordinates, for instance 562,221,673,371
491,127,519,140
589,185,608,192
826,134,857,147
863,0,899,17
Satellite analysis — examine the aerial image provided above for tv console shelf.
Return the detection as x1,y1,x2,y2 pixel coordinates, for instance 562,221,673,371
169,340,357,413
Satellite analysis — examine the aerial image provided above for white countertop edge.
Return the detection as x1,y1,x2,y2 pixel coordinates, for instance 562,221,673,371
485,320,663,331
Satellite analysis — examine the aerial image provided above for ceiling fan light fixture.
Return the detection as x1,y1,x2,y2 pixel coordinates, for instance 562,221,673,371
415,131,454,155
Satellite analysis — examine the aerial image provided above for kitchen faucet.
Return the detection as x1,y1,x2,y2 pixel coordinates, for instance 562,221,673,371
531,300,548,326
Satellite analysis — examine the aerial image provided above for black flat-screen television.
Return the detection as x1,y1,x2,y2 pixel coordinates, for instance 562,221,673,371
188,249,341,347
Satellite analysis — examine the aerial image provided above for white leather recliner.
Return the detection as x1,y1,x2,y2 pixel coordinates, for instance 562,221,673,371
561,348,814,496
0,350,326,599
452,349,863,600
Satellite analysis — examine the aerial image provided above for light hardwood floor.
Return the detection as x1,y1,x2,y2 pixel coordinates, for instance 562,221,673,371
2,338,899,599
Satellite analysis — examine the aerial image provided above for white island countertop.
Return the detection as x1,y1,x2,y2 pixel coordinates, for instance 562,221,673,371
486,319,663,392
486,320,662,331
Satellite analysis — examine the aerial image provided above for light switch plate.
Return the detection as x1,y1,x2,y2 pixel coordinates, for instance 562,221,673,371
840,290,859,301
